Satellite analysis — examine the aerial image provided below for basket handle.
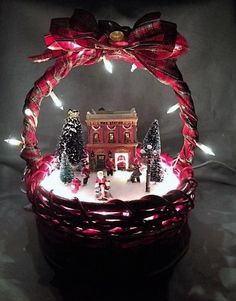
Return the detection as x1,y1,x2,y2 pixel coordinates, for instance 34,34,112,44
20,13,198,168
20,53,198,168
21,53,80,167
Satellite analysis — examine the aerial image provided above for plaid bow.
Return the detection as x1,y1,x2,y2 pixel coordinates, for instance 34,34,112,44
30,9,188,68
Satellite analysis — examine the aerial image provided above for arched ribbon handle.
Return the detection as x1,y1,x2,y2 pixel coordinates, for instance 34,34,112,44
21,9,198,169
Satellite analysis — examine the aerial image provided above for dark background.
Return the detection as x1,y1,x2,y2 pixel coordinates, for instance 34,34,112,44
0,0,236,300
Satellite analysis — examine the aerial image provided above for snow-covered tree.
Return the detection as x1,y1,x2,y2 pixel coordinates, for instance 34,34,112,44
56,110,86,166
143,119,161,152
60,151,74,184
142,119,163,182
150,156,163,182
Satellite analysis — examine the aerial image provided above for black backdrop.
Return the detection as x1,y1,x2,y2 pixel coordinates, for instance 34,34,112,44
0,1,236,301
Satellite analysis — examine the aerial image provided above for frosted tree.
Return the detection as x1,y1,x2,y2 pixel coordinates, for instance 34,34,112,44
142,119,163,182
150,156,164,182
60,151,74,184
56,110,86,166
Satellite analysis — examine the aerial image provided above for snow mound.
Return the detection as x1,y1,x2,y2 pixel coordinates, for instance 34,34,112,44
40,164,179,202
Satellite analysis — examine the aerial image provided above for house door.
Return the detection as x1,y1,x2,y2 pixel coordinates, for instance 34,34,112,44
115,153,129,170
97,154,105,170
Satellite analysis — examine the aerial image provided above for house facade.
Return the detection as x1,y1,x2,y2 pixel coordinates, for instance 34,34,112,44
85,108,138,170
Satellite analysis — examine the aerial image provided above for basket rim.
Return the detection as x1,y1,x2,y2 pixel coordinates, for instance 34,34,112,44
24,152,197,248
26,152,196,204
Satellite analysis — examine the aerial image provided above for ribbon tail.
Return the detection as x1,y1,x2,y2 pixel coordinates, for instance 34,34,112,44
29,49,67,63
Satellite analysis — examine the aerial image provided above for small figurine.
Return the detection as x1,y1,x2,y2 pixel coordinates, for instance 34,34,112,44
128,165,142,183
81,148,89,165
71,177,81,193
95,171,111,200
81,162,90,185
89,151,97,171
105,155,115,176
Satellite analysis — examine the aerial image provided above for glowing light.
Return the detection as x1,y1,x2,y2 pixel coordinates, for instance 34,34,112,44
196,142,215,156
144,215,156,221
167,103,180,114
103,57,113,73
93,211,119,216
4,138,22,146
131,64,137,72
123,211,130,217
24,108,33,116
49,91,64,110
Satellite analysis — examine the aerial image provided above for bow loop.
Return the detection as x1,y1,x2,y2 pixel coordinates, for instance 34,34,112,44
133,11,161,29
70,9,99,36
50,18,74,38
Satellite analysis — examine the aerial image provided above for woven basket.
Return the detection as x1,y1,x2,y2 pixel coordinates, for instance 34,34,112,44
21,10,198,272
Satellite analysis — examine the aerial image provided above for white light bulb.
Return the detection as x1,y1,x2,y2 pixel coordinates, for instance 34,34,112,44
4,138,22,146
103,57,113,73
196,142,215,156
167,103,180,114
131,64,137,72
24,108,33,116
49,91,64,110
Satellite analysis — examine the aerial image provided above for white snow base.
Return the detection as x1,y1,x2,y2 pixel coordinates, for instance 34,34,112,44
40,163,179,203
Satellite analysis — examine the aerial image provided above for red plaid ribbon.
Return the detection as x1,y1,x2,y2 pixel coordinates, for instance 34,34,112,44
30,9,188,63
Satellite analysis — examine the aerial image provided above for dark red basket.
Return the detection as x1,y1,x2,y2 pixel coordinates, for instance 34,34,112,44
21,9,198,273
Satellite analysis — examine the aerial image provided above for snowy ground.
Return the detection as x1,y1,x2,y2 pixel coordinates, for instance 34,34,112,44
40,164,180,202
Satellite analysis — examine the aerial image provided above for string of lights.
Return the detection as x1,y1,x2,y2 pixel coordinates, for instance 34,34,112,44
5,61,214,158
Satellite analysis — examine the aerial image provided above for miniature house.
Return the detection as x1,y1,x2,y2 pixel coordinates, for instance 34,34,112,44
85,108,138,170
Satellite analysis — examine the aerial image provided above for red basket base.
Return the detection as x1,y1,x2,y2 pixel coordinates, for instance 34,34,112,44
37,219,191,278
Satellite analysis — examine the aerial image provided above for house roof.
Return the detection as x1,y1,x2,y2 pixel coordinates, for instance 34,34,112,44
85,108,138,123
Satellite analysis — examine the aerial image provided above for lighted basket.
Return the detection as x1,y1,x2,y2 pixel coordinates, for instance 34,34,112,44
21,10,198,273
